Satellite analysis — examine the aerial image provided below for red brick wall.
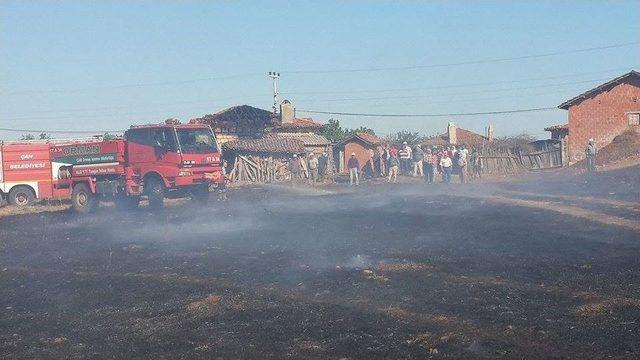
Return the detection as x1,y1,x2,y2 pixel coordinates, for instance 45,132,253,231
344,141,374,172
567,78,640,162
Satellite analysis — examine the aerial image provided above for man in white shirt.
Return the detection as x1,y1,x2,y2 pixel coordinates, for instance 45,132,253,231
440,153,453,183
400,142,412,175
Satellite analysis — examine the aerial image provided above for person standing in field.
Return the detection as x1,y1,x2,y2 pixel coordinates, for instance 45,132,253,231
318,152,328,181
457,145,468,183
470,148,482,180
423,148,435,184
440,152,453,183
413,145,424,177
308,152,319,184
348,152,360,186
399,142,412,175
387,153,400,183
585,139,597,172
289,154,301,182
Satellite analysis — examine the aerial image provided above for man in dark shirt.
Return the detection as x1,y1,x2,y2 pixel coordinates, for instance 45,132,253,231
347,153,360,186
318,152,329,181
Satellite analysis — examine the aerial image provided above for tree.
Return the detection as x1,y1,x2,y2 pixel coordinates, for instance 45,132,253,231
39,133,51,140
103,132,116,140
386,130,421,146
20,134,35,140
320,118,346,143
344,126,375,138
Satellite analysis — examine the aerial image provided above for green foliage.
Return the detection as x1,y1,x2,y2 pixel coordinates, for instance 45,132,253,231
39,133,51,140
386,130,421,146
103,132,116,140
321,119,377,143
320,118,345,143
344,126,375,138
20,134,35,140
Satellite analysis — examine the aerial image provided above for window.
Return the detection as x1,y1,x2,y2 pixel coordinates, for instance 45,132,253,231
126,127,178,151
153,128,178,152
176,128,218,154
126,128,152,145
628,112,640,126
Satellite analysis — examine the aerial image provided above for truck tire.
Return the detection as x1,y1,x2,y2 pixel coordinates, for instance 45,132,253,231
191,184,210,205
145,177,164,209
8,186,35,207
71,183,97,213
115,195,140,211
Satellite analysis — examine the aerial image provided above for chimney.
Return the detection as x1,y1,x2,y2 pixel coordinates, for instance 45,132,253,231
486,124,494,142
447,122,457,145
280,99,295,124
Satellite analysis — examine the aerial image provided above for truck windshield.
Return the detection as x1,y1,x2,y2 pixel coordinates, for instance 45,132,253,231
176,128,218,154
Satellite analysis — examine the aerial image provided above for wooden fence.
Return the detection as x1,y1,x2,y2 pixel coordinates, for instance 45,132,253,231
479,146,563,175
228,155,296,183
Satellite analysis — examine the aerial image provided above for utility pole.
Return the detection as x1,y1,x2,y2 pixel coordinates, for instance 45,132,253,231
268,71,280,114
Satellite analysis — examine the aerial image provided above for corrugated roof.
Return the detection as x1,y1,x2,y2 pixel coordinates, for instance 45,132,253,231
558,70,640,110
337,132,383,146
544,124,569,131
278,117,323,129
272,132,331,146
222,136,305,154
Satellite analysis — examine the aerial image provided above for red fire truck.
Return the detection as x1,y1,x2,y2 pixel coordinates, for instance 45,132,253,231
0,120,224,212
53,120,224,212
0,137,103,206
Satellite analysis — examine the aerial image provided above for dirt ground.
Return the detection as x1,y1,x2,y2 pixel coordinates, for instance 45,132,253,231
1,167,639,359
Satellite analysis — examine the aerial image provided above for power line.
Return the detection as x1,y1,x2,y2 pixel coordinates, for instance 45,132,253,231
297,107,558,118
2,72,624,120
283,41,640,74
0,127,121,134
294,78,609,103
280,67,634,95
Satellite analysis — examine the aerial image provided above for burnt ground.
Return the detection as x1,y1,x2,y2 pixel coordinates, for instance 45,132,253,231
1,168,640,359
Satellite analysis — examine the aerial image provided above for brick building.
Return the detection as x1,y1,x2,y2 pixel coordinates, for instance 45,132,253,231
335,132,383,173
558,70,640,163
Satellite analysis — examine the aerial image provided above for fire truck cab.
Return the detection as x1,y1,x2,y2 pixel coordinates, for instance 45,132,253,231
57,120,224,212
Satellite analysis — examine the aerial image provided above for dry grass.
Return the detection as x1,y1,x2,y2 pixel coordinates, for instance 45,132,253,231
377,262,434,272
0,203,69,218
573,292,640,317
186,294,223,318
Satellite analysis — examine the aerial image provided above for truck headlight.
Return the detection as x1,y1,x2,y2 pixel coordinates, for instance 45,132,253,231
178,170,192,176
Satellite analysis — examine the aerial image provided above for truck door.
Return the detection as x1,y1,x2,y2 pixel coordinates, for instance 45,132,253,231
126,127,180,175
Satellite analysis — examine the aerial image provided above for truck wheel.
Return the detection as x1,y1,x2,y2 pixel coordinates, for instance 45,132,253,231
71,183,97,213
8,186,35,207
145,177,164,209
115,195,140,211
191,184,210,205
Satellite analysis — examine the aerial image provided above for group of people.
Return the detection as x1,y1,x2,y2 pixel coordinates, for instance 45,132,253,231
288,152,330,183
349,142,482,185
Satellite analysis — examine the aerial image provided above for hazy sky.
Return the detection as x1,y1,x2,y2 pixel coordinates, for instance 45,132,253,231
1,1,639,139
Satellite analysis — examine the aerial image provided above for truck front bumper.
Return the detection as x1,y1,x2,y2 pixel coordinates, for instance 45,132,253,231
173,170,223,186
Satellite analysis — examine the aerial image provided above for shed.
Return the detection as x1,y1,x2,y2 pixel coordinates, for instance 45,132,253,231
222,135,306,157
544,124,569,140
194,105,275,144
335,132,383,173
271,132,332,155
